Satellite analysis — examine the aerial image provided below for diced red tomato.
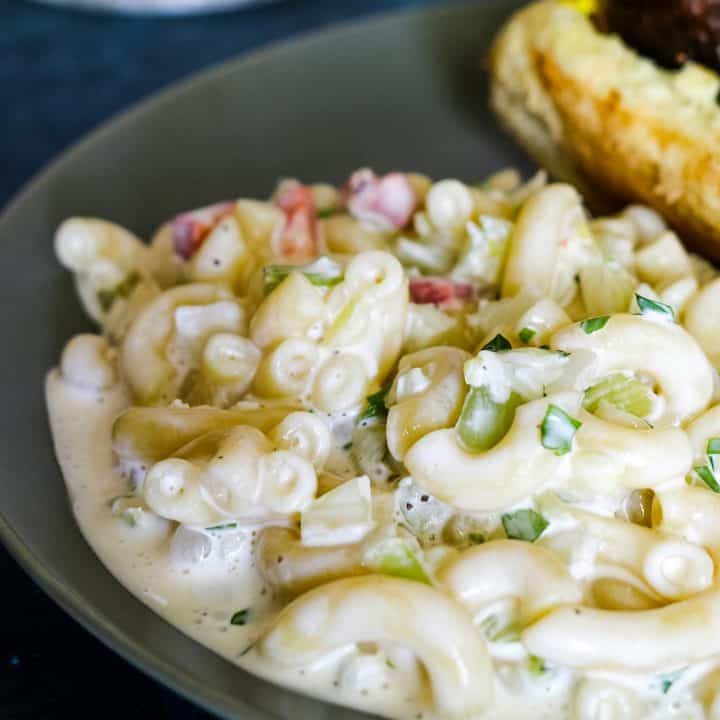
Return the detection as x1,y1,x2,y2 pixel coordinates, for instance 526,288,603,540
171,201,234,260
273,182,318,262
409,277,475,310
343,169,417,232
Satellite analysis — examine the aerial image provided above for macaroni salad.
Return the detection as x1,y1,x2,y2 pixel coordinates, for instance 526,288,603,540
47,167,720,719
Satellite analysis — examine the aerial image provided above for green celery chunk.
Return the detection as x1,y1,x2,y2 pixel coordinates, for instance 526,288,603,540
583,373,654,418
455,387,523,453
364,538,430,584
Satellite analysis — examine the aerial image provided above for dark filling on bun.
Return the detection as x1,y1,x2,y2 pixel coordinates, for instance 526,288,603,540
599,0,720,74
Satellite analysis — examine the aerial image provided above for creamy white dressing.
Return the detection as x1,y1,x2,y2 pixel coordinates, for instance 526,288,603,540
46,368,717,720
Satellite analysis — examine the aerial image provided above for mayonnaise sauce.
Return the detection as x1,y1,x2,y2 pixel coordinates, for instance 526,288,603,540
46,368,716,720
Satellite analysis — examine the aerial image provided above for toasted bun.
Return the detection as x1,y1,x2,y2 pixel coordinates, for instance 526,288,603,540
489,1,720,260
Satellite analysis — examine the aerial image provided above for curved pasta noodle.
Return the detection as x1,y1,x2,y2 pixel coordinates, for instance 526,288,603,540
257,527,367,597
60,334,116,391
551,314,715,424
403,394,571,511
572,409,692,489
386,346,470,461
324,251,408,382
561,509,713,600
55,217,157,328
439,540,581,623
253,338,319,399
269,412,331,470
256,575,493,718
687,401,720,465
143,458,218,525
501,183,585,300
250,272,326,350
189,215,255,292
573,679,646,720
55,217,146,276
685,278,720,367
654,486,720,552
120,283,241,404
404,391,686,511
111,404,295,464
522,585,720,671
311,354,368,413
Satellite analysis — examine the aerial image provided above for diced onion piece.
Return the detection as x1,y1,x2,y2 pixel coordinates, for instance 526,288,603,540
301,476,373,547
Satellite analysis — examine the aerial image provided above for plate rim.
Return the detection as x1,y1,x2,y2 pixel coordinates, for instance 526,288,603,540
0,2,513,717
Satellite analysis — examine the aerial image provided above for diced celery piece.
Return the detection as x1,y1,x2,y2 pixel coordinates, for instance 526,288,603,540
363,537,431,584
502,509,549,542
455,386,523,452
583,373,654,418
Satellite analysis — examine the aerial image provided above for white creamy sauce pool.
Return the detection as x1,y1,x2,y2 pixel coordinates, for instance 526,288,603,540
46,368,716,720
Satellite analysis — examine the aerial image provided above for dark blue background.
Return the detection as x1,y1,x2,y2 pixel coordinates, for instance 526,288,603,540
0,1,436,716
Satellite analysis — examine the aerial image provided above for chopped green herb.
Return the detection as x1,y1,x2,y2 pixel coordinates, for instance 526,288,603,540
580,315,609,334
317,207,339,219
695,465,720,493
239,643,255,657
482,334,512,352
502,509,549,542
468,532,485,545
707,438,720,455
527,655,546,676
636,294,675,322
230,609,249,626
358,384,391,425
342,441,353,451
386,658,396,669
539,404,581,455
97,271,141,313
518,327,536,344
658,668,685,694
206,522,238,531
263,256,344,295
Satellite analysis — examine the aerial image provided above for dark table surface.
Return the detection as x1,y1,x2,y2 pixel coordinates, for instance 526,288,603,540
0,0,437,717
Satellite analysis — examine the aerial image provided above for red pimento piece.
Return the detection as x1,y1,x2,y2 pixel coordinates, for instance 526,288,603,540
409,277,475,311
273,182,318,263
344,169,417,232
171,201,235,260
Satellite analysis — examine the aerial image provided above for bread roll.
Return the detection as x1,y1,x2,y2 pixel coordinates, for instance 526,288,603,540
489,1,720,259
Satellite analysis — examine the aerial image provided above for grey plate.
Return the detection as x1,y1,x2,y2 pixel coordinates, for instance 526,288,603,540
0,2,528,718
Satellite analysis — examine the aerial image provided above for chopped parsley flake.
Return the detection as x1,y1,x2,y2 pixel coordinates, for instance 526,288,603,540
230,609,249,626
580,315,609,334
636,294,675,322
502,509,549,542
482,334,512,352
539,404,581,456
518,327,536,343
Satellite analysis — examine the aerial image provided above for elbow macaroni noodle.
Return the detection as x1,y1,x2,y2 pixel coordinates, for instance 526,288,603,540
49,169,720,720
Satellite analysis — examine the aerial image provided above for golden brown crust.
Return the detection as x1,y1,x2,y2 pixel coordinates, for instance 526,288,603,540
489,1,720,260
